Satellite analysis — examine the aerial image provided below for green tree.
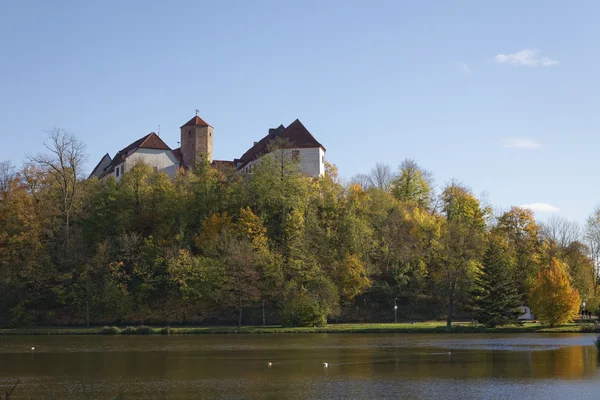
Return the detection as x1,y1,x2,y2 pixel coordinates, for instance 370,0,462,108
391,159,433,208
282,275,339,327
493,207,542,296
434,182,487,327
472,241,523,327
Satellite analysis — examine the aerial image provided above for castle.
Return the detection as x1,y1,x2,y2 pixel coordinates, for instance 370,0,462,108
89,113,326,180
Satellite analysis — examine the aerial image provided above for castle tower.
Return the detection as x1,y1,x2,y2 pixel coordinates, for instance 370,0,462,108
180,114,213,166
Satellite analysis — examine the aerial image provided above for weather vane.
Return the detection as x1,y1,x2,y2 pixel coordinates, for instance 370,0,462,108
195,109,199,116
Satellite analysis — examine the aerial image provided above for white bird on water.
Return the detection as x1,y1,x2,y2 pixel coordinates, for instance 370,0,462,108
267,362,273,367
447,351,452,355
323,362,328,368
31,347,35,351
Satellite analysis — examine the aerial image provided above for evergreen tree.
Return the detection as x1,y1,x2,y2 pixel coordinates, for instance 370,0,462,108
473,241,523,327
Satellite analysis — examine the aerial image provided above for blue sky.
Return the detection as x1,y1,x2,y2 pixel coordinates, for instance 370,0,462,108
1,0,598,223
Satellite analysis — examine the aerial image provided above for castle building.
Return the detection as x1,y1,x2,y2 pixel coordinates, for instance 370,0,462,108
89,114,326,180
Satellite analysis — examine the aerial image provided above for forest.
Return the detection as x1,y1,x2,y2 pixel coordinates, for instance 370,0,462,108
0,128,598,328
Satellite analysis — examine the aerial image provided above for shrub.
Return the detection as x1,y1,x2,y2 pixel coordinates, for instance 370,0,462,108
282,276,339,327
158,326,172,335
134,325,153,334
282,296,327,327
122,326,136,334
101,326,121,335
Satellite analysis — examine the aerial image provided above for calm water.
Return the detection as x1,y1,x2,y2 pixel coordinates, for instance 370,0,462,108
1,333,599,399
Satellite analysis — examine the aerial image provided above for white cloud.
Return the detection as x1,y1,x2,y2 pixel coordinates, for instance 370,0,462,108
519,203,560,213
503,137,542,149
462,63,472,74
494,49,558,67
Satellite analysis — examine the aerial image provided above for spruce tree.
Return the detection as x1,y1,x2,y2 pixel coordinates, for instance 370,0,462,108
473,240,523,327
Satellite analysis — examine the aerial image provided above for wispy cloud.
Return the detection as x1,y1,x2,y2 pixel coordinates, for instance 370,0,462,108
519,203,560,213
495,49,558,67
503,137,542,149
462,63,472,74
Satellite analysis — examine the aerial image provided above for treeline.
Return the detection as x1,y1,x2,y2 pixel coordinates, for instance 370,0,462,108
0,130,598,327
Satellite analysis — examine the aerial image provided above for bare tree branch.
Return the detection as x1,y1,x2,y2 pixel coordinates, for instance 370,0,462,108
368,163,394,192
540,216,581,249
28,128,86,251
0,160,15,193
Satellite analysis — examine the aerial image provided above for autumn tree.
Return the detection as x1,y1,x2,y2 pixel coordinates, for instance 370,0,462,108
493,207,542,296
434,182,487,327
391,159,433,208
529,258,581,326
221,239,263,327
472,241,522,327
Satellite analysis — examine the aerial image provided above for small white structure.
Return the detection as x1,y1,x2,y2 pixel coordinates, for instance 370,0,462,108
518,306,533,320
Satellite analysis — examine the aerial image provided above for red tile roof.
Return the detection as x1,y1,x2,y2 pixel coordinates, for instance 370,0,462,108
237,119,324,168
99,132,172,177
180,115,211,128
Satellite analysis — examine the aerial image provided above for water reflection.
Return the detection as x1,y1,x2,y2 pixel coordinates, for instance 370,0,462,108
0,334,598,399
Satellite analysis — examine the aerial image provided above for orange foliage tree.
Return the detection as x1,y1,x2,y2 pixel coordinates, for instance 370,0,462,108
529,258,581,326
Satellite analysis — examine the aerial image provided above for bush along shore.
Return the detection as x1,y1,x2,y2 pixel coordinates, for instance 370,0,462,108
1,322,599,336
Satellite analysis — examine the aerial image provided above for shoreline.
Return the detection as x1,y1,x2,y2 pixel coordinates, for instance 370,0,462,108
1,322,598,336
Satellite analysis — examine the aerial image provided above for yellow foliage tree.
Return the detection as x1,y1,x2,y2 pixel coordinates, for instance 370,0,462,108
529,258,581,326
235,207,269,254
335,254,371,300
193,212,232,252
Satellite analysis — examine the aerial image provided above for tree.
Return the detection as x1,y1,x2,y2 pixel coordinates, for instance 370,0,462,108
221,239,263,327
585,207,600,294
349,173,372,190
529,258,581,326
368,163,394,192
493,207,542,296
334,254,370,300
282,275,339,327
29,128,85,251
434,182,487,327
559,241,595,306
0,160,15,193
391,159,433,208
541,216,581,251
472,241,522,327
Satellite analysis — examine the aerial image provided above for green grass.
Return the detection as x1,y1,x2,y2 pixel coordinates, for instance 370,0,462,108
0,321,597,335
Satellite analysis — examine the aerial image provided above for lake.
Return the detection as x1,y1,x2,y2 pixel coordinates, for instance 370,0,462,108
1,333,598,399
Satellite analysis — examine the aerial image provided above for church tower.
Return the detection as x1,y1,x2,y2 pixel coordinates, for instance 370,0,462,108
180,113,213,167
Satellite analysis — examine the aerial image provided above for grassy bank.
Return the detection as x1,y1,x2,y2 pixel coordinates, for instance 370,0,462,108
0,321,598,335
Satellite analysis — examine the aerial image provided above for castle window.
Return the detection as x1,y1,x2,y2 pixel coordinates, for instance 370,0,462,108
116,166,120,177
